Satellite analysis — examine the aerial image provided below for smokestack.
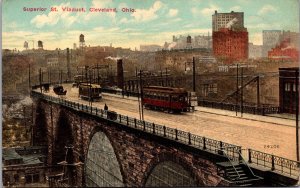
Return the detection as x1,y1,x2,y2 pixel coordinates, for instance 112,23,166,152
67,48,71,80
117,59,124,90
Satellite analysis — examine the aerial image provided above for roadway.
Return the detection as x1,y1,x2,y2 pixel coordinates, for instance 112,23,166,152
38,84,298,161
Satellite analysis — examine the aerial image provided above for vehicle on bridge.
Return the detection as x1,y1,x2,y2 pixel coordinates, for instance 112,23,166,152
53,85,67,95
42,83,50,92
79,83,102,101
107,111,117,120
73,75,86,87
142,86,189,113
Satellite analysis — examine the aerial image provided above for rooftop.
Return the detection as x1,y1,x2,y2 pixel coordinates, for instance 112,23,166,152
3,146,47,166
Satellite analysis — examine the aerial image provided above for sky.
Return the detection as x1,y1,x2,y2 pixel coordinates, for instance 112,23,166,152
2,0,299,50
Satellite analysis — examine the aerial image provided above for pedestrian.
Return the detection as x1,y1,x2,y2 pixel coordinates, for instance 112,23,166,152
104,103,108,111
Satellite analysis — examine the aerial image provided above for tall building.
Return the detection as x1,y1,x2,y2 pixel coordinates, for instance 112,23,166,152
212,11,248,63
213,28,248,63
193,35,212,49
212,10,244,32
248,43,262,59
262,30,281,57
164,35,212,50
281,30,299,47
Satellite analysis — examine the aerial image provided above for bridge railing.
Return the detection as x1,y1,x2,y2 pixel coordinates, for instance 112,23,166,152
31,90,300,178
198,99,279,115
248,149,300,178
31,90,241,161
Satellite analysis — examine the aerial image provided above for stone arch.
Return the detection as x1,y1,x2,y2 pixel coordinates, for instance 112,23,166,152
84,126,125,187
34,101,48,146
53,109,75,165
143,151,203,187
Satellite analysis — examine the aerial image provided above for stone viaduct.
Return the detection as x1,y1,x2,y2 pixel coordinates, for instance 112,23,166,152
31,91,299,187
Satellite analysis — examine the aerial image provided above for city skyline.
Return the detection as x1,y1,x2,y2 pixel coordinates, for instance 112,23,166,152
2,0,299,50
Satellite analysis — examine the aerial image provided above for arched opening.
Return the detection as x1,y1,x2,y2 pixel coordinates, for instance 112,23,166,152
85,131,124,187
53,111,74,164
145,161,197,187
34,103,48,146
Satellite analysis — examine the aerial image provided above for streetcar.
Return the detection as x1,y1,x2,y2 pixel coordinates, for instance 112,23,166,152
78,83,102,101
142,86,189,113
73,75,86,87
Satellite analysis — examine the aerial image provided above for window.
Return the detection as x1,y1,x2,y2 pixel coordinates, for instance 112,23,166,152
209,83,218,94
285,83,291,91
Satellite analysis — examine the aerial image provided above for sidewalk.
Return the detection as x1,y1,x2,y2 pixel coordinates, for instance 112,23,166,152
195,106,296,127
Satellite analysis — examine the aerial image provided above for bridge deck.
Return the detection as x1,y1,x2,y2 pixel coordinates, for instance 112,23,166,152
36,84,297,161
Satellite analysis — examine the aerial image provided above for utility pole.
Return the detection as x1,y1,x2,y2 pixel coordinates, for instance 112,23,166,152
49,69,52,84
89,70,92,108
236,64,239,116
165,68,168,87
296,70,299,162
31,103,34,146
39,68,42,93
160,66,163,86
85,66,88,82
59,70,62,85
193,57,196,92
136,68,141,120
42,69,44,83
140,70,144,121
67,48,71,81
28,64,31,90
97,63,100,85
23,106,26,128
240,67,244,117
257,76,260,107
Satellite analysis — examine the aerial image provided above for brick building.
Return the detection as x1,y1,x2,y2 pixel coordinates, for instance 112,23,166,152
262,30,299,57
213,28,248,63
212,11,248,63
268,38,299,62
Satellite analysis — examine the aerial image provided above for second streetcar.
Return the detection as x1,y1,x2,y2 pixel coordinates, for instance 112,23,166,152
78,83,102,101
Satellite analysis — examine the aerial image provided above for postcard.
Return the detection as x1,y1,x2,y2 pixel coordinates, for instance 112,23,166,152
2,0,300,187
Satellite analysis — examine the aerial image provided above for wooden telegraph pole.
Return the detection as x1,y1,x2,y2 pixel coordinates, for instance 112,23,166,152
193,57,196,92
240,67,244,117
136,68,141,120
236,64,239,116
296,70,299,162
140,70,144,121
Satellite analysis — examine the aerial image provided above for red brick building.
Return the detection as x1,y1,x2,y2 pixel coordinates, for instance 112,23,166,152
213,28,248,64
268,39,299,62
